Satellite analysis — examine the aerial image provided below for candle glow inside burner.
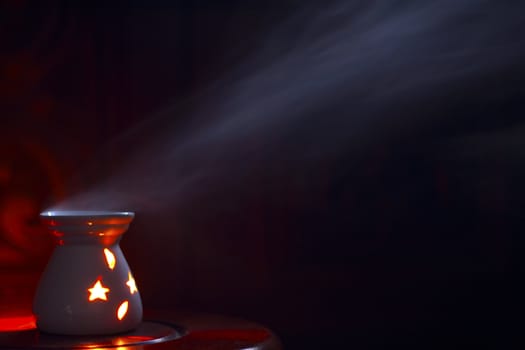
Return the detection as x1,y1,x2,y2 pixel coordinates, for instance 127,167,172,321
33,211,143,335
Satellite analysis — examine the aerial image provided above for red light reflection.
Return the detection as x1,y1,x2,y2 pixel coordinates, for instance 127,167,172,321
0,314,36,331
123,336,154,341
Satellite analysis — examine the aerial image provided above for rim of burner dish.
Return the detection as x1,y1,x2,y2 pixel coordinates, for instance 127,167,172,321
41,210,134,217
40,211,135,227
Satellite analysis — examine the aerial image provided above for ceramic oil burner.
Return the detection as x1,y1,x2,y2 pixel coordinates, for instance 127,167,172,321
33,211,142,335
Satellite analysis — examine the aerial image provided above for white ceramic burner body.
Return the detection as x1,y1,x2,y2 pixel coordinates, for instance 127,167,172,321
33,211,143,335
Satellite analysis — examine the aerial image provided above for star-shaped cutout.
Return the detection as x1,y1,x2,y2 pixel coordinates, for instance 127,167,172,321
126,272,138,294
88,279,110,301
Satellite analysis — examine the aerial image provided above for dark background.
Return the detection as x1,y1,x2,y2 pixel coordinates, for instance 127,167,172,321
0,0,523,348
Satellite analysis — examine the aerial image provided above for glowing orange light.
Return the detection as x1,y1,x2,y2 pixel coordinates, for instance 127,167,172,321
117,301,129,320
88,279,110,301
126,272,138,294
104,248,116,270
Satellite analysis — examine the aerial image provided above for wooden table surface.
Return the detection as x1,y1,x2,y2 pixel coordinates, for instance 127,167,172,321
144,309,283,350
0,308,282,350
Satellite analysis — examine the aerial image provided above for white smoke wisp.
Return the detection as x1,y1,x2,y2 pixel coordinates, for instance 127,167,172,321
51,0,525,212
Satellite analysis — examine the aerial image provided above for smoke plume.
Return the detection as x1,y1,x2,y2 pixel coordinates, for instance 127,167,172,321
51,0,525,212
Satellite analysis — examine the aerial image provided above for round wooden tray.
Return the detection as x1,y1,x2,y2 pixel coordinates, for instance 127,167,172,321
0,310,282,350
